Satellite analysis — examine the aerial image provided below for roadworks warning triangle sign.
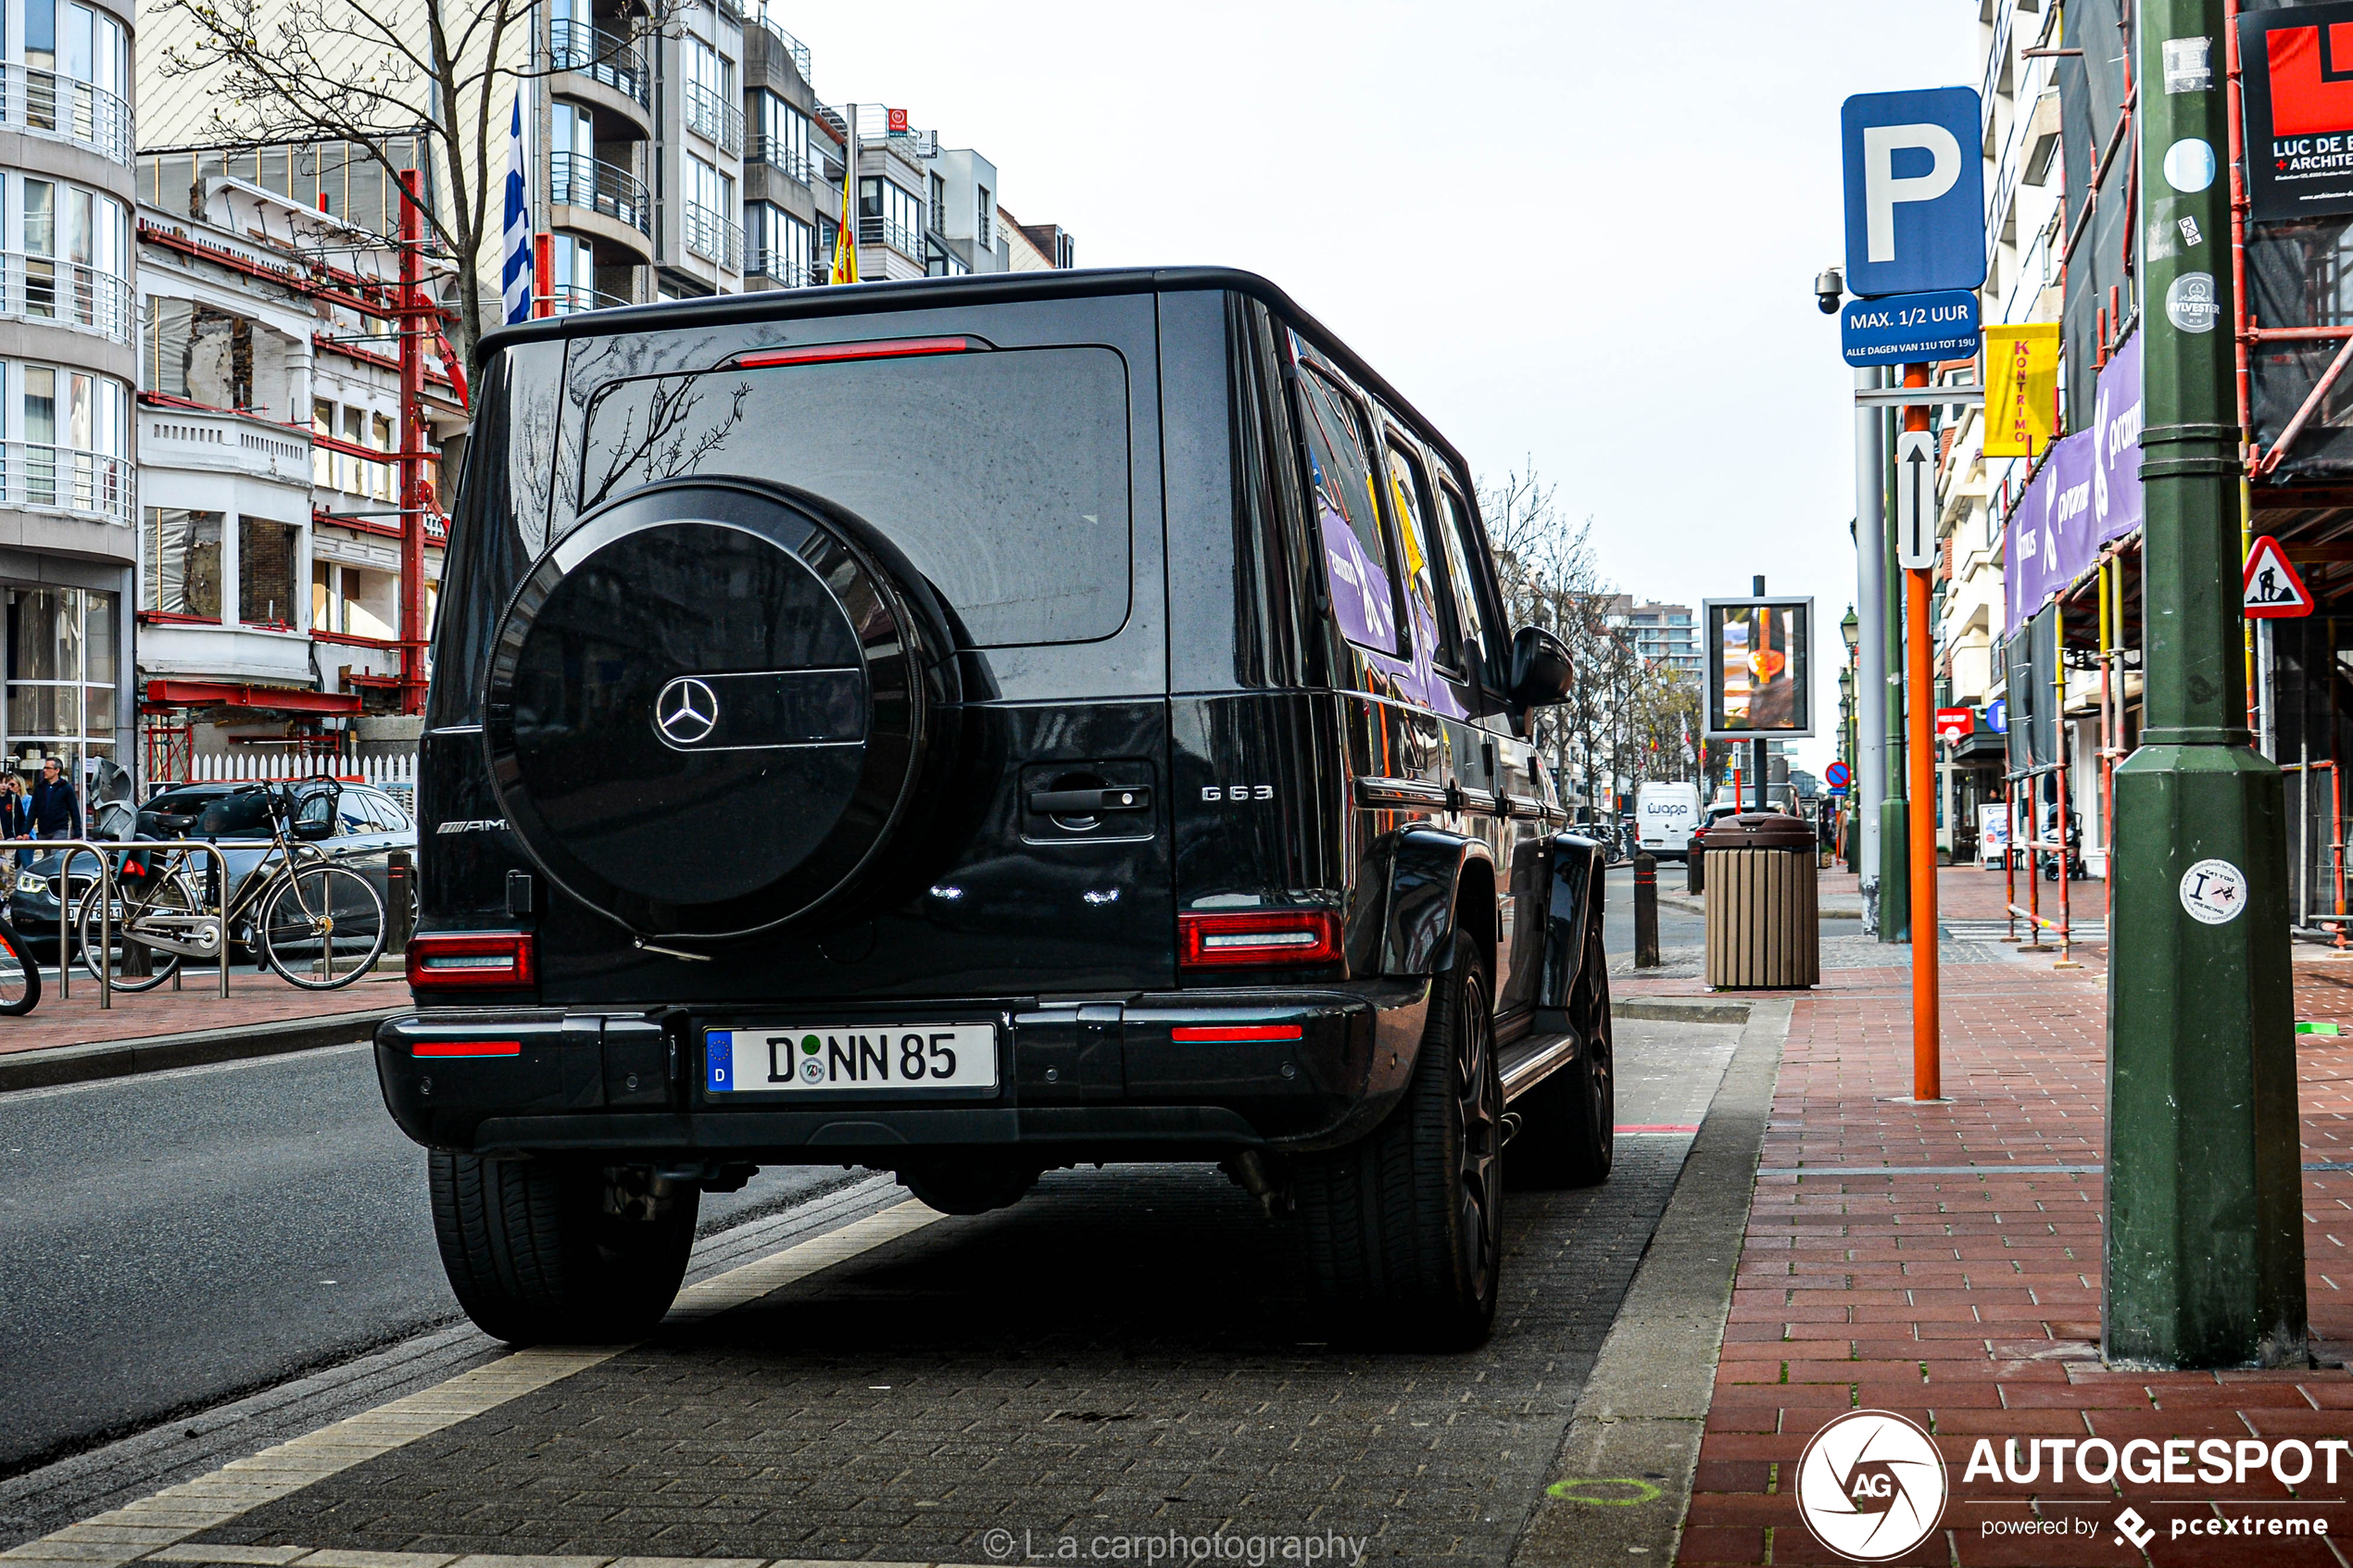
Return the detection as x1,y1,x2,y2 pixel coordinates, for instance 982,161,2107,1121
2244,535,2316,620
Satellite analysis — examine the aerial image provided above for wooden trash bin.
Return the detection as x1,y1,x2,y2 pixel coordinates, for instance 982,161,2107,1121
1702,810,1819,989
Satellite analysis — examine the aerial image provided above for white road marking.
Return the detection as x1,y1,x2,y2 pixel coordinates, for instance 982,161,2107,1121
0,1200,944,1568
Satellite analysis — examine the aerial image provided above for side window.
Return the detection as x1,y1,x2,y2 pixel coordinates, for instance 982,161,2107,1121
367,789,412,831
1383,438,1453,672
1435,483,1494,683
1295,365,1399,655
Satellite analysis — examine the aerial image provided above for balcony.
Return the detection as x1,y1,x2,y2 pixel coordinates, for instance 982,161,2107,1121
549,151,649,236
0,64,132,165
547,20,649,109
749,134,831,187
753,14,811,81
0,443,132,524
547,282,629,313
857,212,922,260
747,250,820,288
683,202,743,270
685,81,743,156
0,252,131,341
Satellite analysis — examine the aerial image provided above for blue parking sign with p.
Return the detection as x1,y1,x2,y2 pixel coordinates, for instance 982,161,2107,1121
1841,87,1987,298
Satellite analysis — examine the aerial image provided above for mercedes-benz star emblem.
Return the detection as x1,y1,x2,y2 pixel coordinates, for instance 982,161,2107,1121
655,676,719,746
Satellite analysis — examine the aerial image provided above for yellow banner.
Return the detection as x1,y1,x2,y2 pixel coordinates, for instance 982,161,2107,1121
1983,323,2061,457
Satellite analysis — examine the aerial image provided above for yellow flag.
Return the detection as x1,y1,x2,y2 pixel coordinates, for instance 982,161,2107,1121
829,128,859,285
1983,323,2061,457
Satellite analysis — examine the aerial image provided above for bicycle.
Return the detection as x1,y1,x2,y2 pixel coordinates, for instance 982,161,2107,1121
76,777,387,993
0,910,39,1013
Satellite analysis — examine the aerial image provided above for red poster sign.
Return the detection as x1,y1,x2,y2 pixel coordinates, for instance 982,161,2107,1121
1934,707,1974,744
2269,23,2353,136
887,107,910,132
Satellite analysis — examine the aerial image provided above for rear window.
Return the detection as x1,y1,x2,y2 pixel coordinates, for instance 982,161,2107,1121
140,790,269,837
579,345,1131,647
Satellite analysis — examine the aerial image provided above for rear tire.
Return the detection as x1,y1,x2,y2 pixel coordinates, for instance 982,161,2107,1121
428,1153,698,1345
1294,930,1503,1350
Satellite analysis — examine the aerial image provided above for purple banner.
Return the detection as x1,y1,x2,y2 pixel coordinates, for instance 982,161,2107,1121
2003,332,2145,626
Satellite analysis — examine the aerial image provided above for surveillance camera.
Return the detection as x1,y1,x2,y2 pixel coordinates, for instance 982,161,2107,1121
1815,266,1844,315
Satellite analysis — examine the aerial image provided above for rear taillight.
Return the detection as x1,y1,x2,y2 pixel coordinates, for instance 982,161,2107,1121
407,930,535,991
411,1039,523,1058
1170,1023,1305,1043
1178,910,1342,969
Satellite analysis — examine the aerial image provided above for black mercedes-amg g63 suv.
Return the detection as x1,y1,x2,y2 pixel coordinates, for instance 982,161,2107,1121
380,267,1612,1351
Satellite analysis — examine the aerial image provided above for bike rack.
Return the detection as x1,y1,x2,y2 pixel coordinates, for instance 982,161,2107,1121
0,835,249,1006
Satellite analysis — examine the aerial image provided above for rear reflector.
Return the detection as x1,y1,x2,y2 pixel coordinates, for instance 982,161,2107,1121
736,336,972,370
412,1040,523,1058
1177,910,1342,969
1170,1023,1305,1043
406,931,535,990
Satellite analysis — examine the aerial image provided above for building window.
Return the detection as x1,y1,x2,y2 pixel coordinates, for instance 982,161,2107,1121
753,92,810,182
144,509,223,619
976,182,990,240
6,585,117,769
682,36,738,151
683,154,738,268
14,363,126,517
238,515,298,628
145,299,257,409
857,175,922,257
747,202,810,287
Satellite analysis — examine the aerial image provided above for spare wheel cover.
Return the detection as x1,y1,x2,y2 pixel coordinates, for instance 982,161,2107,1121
483,481,937,939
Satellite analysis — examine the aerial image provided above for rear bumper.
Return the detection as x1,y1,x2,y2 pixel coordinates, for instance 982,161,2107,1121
374,983,1430,1161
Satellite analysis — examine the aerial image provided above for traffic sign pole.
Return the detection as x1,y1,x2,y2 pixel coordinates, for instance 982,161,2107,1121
1902,362,1940,1101
1855,367,1889,937
2106,0,2305,1369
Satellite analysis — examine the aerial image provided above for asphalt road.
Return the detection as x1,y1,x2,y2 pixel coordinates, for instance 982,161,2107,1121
1602,861,1707,958
0,1045,849,1476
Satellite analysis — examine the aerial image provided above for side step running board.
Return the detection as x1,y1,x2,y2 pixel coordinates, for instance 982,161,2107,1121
1499,1030,1579,1102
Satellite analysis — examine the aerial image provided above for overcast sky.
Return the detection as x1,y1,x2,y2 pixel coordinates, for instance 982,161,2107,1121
788,2,1975,771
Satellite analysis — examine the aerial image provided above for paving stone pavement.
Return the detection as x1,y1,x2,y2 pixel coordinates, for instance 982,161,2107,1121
152,1019,1745,1567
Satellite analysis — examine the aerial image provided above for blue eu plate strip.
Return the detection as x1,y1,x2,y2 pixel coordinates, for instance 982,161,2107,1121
706,1030,733,1093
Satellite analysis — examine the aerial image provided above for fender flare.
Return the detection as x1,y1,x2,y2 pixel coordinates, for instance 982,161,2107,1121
1377,824,1497,977
1531,833,1607,1035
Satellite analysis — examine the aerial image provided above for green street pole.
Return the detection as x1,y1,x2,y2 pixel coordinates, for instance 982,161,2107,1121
2105,0,2304,1368
1881,397,1910,941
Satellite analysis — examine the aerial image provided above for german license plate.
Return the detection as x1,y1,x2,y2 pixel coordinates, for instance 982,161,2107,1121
705,1023,999,1095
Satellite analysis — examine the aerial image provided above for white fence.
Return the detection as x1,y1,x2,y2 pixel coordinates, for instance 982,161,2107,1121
177,750,419,804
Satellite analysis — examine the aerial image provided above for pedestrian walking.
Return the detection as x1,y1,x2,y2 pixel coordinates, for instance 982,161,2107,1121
0,775,30,877
29,757,79,841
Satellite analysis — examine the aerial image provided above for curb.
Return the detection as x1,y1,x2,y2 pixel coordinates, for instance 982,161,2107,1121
1512,996,1793,1565
1614,997,1752,1025
1656,890,1860,922
0,1005,406,1093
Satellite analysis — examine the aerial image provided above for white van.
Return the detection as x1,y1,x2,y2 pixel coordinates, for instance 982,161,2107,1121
1635,782,1701,861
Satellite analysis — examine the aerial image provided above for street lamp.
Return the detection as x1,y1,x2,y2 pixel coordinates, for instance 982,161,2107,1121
1841,606,1859,656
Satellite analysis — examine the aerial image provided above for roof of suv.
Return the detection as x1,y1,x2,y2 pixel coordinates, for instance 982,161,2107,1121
477,266,1475,491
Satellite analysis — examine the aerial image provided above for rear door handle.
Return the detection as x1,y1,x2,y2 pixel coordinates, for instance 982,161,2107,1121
1028,786,1153,814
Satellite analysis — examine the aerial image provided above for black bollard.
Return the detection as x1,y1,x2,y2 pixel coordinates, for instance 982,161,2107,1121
1634,851,1660,970
386,849,414,954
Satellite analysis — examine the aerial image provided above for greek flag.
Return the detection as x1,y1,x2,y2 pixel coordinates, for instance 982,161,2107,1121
500,95,531,324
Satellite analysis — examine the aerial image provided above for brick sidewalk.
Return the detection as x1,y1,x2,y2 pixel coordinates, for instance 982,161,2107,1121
1650,868,2353,1565
0,967,408,1058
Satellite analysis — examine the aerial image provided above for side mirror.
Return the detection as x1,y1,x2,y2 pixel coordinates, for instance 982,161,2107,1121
1506,625,1574,707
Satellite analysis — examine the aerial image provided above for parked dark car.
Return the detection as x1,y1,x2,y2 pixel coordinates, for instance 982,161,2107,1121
380,267,1614,1351
10,781,416,950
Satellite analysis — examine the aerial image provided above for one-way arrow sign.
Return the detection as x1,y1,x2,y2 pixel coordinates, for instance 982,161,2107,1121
1895,429,1937,570
2244,534,2315,620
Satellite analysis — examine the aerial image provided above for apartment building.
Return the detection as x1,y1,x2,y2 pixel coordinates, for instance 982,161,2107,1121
133,173,463,774
1914,0,2074,861
0,0,137,788
1624,601,1699,677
